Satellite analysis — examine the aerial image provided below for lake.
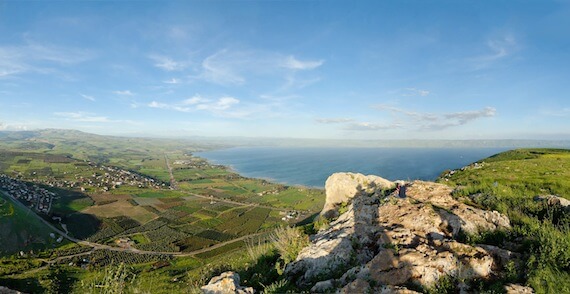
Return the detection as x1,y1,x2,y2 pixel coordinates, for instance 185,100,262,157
196,147,508,188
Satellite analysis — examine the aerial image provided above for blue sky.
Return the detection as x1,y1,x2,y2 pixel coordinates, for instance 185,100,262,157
1,1,569,140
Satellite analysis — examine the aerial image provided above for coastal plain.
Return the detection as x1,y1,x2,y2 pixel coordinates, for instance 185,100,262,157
0,130,323,293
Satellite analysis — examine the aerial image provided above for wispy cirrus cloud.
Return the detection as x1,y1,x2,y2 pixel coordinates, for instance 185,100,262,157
281,55,324,70
149,54,189,71
192,49,324,87
0,41,92,78
199,50,247,85
319,106,496,132
113,90,134,96
163,78,180,84
469,34,518,70
373,105,496,130
402,88,430,97
148,95,242,116
80,93,95,101
315,118,354,124
343,122,402,131
54,111,130,123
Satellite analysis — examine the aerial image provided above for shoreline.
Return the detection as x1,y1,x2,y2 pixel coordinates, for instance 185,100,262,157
194,147,511,189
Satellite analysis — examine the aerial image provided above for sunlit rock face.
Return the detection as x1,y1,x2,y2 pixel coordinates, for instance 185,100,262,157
285,172,519,293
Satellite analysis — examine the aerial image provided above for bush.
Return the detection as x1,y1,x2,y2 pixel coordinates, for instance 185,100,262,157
269,226,309,265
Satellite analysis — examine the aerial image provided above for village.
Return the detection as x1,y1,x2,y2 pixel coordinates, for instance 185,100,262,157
0,162,167,214
16,162,165,193
0,174,54,214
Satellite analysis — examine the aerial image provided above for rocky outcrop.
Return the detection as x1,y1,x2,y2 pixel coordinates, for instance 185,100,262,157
322,172,394,218
0,287,25,294
285,173,516,293
201,272,254,294
534,194,570,211
504,283,534,294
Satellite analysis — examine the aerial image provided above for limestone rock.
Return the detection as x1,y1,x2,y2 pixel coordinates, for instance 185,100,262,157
322,172,394,218
338,279,370,294
310,279,334,293
285,174,517,292
378,285,422,294
201,272,254,294
0,287,25,294
534,194,570,210
504,283,534,294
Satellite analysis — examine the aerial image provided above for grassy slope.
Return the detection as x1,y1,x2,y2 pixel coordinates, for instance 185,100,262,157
438,148,570,294
0,192,65,254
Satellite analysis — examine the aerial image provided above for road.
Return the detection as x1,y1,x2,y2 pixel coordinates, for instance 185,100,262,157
164,153,177,190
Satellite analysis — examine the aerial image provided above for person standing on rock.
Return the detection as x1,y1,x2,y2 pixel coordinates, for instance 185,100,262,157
398,182,407,198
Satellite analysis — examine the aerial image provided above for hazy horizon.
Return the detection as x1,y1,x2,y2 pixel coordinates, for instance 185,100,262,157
1,1,569,140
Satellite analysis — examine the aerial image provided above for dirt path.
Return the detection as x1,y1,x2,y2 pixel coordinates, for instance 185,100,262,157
164,153,177,190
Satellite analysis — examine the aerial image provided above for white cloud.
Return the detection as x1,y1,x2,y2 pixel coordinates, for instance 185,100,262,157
0,41,92,78
192,49,324,87
196,96,239,111
0,122,29,131
149,55,188,71
469,34,518,70
316,118,354,124
344,122,401,131
373,105,496,130
403,88,430,97
281,55,324,70
113,90,134,96
163,78,180,84
199,50,247,85
182,96,206,105
54,111,131,123
148,95,241,116
80,93,95,101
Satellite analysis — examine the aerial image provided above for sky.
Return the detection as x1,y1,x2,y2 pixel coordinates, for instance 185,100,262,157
1,1,569,140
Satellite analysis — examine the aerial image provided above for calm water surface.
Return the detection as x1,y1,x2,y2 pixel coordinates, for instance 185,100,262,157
196,147,508,188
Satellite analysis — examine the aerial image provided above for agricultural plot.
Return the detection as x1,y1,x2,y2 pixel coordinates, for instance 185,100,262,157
195,240,245,259
175,235,218,252
82,199,157,224
89,249,172,267
215,207,272,236
0,131,330,294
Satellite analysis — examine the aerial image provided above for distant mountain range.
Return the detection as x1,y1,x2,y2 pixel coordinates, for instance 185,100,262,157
1,128,569,149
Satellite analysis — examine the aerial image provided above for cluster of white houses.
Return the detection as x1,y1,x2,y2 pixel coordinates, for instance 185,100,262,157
25,163,165,192
0,174,54,214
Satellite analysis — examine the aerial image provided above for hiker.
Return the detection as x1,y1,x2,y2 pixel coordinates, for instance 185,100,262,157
398,182,407,198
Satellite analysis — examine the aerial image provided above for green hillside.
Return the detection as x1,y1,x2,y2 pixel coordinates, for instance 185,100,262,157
438,148,570,293
0,192,65,255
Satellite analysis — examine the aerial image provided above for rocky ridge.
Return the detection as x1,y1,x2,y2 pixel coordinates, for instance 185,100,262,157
284,172,531,293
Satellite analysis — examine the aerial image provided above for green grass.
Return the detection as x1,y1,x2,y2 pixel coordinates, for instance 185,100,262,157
0,192,63,255
130,233,149,245
195,240,245,259
438,148,570,292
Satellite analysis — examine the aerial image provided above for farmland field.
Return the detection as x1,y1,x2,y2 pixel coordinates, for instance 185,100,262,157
82,200,157,224
0,130,325,293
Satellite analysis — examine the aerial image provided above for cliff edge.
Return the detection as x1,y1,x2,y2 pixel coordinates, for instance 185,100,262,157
284,172,531,293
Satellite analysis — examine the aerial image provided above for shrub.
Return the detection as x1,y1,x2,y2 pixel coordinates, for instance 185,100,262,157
269,226,309,264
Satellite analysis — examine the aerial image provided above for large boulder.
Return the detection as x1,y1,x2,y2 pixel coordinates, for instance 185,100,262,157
322,172,394,218
285,174,517,292
534,194,570,211
201,272,254,294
